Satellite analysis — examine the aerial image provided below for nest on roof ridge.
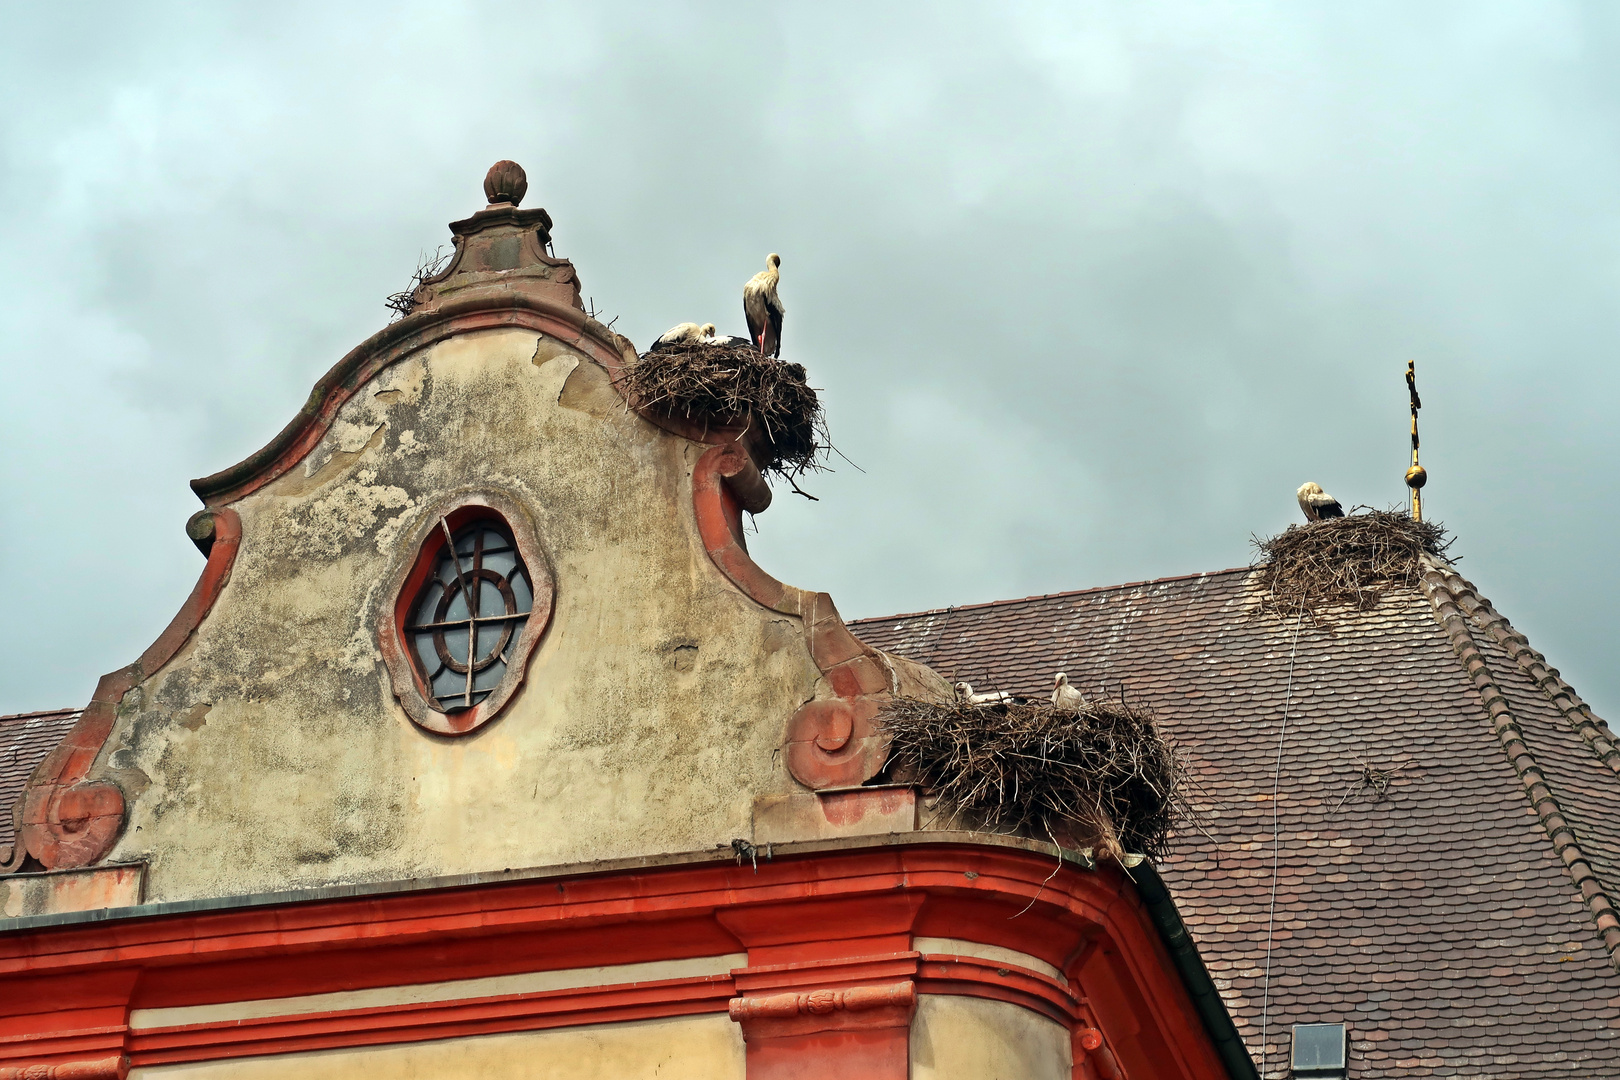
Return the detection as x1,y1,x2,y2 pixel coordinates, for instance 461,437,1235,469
876,696,1186,863
621,339,829,481
1252,508,1453,621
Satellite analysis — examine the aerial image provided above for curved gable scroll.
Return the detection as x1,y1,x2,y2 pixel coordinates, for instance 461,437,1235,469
3,509,243,873
379,491,556,737
692,443,951,789
190,295,632,509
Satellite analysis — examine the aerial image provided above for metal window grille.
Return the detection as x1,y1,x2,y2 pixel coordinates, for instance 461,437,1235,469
1291,1023,1347,1078
404,519,534,712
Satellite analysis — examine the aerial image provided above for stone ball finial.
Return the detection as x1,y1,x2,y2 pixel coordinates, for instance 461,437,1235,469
483,160,528,206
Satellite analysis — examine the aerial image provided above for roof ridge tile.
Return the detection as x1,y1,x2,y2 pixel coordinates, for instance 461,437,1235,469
847,567,1254,628
1437,567,1620,778
1419,555,1620,969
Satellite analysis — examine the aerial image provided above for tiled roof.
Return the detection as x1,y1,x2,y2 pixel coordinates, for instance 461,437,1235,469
0,709,81,861
852,563,1620,1079
3,562,1616,1077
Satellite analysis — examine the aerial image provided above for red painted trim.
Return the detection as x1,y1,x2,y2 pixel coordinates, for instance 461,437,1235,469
916,955,1077,1027
0,844,1231,1079
129,974,733,1067
0,1055,126,1079
729,982,915,1022
691,444,897,789
10,510,242,873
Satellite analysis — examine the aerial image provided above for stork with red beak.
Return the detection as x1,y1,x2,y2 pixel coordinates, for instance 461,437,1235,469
743,254,784,357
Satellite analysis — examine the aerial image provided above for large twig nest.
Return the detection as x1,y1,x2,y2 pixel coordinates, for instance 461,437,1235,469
621,340,829,481
1252,508,1452,621
877,697,1186,863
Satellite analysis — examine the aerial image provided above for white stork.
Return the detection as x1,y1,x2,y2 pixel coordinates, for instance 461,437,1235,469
954,682,1012,706
742,254,784,358
1297,482,1345,522
650,322,717,351
1052,672,1086,711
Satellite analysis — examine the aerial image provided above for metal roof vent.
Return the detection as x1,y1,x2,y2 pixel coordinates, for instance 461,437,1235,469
1291,1023,1347,1078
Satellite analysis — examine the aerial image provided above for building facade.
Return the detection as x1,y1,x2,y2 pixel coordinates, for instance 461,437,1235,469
0,165,1243,1080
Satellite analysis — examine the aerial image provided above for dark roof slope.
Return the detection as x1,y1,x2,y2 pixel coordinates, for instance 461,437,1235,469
852,564,1620,1079
0,709,81,861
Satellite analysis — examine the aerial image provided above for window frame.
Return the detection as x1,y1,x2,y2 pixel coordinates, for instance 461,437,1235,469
380,490,554,736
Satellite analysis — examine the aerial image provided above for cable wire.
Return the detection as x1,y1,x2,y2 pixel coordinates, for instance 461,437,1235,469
1259,606,1305,1078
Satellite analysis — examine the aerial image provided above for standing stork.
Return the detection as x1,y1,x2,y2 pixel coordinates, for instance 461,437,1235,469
742,253,784,357
1296,482,1345,522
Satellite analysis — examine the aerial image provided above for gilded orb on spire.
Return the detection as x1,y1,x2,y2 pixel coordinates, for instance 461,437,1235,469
1405,360,1426,520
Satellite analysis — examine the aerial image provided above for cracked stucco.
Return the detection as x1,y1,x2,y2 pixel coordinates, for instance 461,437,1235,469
97,327,822,903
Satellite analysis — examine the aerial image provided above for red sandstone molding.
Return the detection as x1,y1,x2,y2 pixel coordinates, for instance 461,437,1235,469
691,442,902,789
730,979,916,1079
1420,556,1620,968
3,510,242,875
0,844,1230,1080
0,1056,126,1080
728,982,916,1021
1077,1023,1125,1080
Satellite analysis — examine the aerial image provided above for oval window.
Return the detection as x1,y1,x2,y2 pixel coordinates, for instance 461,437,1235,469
408,519,531,710
381,495,553,736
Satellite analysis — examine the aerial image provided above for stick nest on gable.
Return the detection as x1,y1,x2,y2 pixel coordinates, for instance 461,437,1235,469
622,340,829,481
876,696,1186,863
1252,509,1453,621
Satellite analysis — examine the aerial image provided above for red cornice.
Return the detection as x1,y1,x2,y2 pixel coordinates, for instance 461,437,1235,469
130,974,736,1067
0,843,1234,1079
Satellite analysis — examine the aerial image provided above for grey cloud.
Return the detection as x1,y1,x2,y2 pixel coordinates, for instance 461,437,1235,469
2,1,1616,720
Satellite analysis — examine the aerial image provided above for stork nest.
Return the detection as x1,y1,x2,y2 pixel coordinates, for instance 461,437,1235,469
876,696,1186,863
1252,508,1453,621
621,339,828,481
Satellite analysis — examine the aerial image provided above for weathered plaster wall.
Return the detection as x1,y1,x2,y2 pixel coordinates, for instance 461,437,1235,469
0,864,142,917
910,995,1073,1080
127,1014,745,1080
99,328,824,902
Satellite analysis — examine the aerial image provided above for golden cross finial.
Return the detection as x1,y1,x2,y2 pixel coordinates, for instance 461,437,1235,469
1405,360,1427,520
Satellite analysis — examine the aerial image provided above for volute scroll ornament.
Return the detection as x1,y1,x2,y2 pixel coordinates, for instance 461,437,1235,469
690,441,950,790
3,509,243,874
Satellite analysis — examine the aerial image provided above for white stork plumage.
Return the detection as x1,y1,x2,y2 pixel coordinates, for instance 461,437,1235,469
1297,482,1345,522
1052,672,1086,711
954,682,1012,706
742,254,784,358
651,322,717,351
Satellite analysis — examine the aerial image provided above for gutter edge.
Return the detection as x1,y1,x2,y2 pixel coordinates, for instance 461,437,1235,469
1135,861,1260,1080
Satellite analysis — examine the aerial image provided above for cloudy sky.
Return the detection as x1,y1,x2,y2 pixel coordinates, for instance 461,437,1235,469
3,2,1617,720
